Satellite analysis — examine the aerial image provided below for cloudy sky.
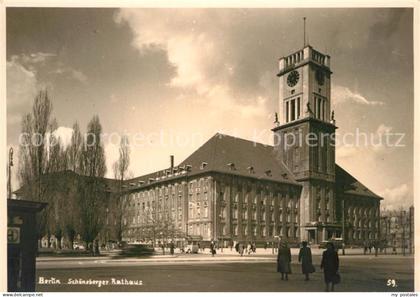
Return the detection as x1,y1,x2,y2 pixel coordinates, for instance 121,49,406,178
6,8,413,210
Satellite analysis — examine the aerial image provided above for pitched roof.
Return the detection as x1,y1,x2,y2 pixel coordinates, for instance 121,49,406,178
178,133,299,185
335,164,382,200
123,133,300,191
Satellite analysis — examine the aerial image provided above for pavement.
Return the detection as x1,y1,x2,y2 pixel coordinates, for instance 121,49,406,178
37,247,412,264
35,254,415,292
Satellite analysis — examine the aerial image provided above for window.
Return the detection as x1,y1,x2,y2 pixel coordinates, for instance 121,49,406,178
252,225,257,236
286,101,289,122
287,227,292,237
261,226,266,237
297,97,301,119
189,202,194,219
196,203,201,218
234,193,239,202
233,208,238,219
243,209,248,220
291,99,296,121
252,210,257,220
203,205,208,218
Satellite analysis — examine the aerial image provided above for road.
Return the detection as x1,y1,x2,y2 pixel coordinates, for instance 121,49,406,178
36,254,414,292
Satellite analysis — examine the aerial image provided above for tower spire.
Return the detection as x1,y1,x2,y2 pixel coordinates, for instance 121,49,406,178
303,17,307,46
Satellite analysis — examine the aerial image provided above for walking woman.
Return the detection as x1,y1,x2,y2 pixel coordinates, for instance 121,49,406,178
298,241,314,281
321,242,340,292
277,240,292,280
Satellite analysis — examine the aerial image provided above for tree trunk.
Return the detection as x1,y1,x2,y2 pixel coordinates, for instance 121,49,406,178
47,233,51,248
56,236,62,249
69,237,74,250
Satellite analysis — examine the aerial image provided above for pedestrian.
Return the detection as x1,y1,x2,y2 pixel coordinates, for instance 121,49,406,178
95,240,101,256
277,240,292,281
298,241,315,281
247,242,252,255
363,241,368,255
368,241,372,254
170,241,175,255
210,241,216,257
235,242,239,253
239,243,244,256
264,242,268,250
321,242,340,292
88,242,93,256
252,242,256,253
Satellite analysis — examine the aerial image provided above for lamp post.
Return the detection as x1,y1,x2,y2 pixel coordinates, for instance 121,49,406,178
341,198,345,255
7,147,14,199
401,210,406,256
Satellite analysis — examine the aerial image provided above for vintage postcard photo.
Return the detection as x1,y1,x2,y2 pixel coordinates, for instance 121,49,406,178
3,5,416,293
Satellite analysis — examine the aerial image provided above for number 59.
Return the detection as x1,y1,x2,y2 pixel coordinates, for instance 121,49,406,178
387,279,397,287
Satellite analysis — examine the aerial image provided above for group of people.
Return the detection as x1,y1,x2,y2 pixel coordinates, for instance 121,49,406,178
277,240,340,292
234,242,257,256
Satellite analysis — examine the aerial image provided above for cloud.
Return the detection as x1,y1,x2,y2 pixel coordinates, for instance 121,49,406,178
332,85,385,106
52,126,74,148
21,52,56,64
51,67,88,84
336,124,397,159
6,58,38,124
378,184,412,210
114,9,269,119
69,69,88,83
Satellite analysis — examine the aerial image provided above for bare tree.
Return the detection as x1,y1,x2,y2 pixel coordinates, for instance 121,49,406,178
17,90,55,247
67,122,83,173
77,115,107,248
112,135,130,242
133,206,184,251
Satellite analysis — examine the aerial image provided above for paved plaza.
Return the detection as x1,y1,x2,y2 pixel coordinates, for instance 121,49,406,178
36,249,414,292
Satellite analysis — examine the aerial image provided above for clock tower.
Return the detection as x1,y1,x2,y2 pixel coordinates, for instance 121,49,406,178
272,45,339,243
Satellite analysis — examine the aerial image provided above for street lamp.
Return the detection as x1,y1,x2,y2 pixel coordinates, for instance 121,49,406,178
7,147,14,199
401,210,406,256
341,199,346,255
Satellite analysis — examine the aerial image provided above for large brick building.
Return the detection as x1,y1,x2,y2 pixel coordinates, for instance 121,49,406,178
117,44,382,247
15,44,382,248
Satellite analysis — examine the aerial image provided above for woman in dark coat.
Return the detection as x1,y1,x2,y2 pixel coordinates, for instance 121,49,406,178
321,242,339,292
298,241,314,281
277,241,292,280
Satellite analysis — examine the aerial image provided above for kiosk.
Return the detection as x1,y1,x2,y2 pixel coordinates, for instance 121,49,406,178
7,199,47,292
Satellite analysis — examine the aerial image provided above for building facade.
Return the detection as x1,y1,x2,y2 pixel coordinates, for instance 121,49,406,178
380,206,414,253
117,44,382,247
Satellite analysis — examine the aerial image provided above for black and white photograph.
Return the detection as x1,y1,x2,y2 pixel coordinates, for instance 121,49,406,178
3,3,417,293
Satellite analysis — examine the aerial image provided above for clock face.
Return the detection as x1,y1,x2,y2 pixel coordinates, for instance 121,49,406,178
316,69,325,86
287,70,300,87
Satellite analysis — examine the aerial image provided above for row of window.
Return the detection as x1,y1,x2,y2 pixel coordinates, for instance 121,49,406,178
349,230,378,241
188,223,211,237
285,97,301,123
228,224,300,238
229,207,299,223
313,96,327,121
229,192,299,208
347,207,379,217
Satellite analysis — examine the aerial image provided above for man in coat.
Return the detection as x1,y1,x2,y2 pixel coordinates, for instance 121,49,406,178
298,241,314,281
277,240,292,280
321,242,340,292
